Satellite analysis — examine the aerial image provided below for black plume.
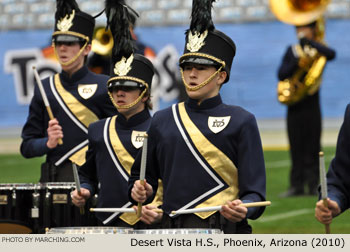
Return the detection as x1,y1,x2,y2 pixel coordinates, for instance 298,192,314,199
105,0,136,62
55,0,80,21
190,0,216,34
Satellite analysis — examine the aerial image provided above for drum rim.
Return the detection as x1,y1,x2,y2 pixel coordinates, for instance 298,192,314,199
46,226,133,234
47,226,133,230
0,183,37,190
0,182,76,190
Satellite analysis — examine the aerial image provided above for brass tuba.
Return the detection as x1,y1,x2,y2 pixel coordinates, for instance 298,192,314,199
91,26,114,56
269,0,331,105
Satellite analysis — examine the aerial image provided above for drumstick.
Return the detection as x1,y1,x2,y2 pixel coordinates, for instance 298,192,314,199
171,201,271,215
72,162,84,215
319,152,330,234
90,207,163,213
32,66,63,145
137,134,148,218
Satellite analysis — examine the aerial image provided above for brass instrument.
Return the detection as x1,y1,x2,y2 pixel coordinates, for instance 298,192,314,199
269,0,331,105
277,52,327,105
91,27,114,56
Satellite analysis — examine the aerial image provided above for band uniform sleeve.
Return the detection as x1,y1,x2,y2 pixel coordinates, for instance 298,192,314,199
278,46,299,81
326,104,350,212
308,40,336,61
128,116,160,205
236,112,266,220
79,124,99,196
20,85,51,158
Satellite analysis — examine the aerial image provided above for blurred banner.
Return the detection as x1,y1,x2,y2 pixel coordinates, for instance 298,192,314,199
1,20,349,128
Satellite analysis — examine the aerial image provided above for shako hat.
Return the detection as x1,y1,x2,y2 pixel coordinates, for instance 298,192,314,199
179,0,236,84
105,0,154,109
52,0,95,44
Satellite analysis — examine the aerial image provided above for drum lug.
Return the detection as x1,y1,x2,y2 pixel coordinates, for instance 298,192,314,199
32,191,40,208
91,194,98,207
45,190,51,206
12,189,16,207
31,190,40,219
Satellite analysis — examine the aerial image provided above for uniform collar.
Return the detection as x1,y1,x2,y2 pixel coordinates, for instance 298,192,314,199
186,94,222,110
116,108,151,127
60,66,89,84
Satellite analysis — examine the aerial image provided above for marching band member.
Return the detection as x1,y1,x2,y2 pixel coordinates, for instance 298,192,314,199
315,104,350,224
71,0,162,228
269,0,336,197
20,0,116,182
277,20,336,197
129,0,266,234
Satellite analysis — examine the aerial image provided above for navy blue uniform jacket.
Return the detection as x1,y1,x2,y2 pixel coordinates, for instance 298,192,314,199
129,95,266,220
20,66,115,165
79,109,152,223
326,104,350,212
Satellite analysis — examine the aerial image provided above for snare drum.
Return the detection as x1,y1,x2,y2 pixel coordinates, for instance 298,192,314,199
46,226,133,234
132,229,223,234
0,183,98,233
40,182,98,229
0,183,40,234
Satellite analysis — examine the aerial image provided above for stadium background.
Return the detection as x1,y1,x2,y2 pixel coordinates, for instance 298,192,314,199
0,0,350,233
1,0,350,149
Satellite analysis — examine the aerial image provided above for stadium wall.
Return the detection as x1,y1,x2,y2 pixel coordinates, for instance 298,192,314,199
0,1,349,129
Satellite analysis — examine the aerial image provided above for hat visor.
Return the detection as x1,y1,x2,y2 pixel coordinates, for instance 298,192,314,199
53,35,82,43
180,57,218,67
108,80,144,91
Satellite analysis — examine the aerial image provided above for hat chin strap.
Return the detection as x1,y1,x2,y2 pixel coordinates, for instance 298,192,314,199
108,85,149,110
180,65,223,91
53,40,88,66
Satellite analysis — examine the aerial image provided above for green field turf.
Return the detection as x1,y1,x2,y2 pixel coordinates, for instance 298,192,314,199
251,147,350,234
0,154,43,183
0,148,349,233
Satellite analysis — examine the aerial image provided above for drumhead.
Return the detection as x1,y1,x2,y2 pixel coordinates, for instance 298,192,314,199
132,228,223,234
46,226,133,234
0,220,32,234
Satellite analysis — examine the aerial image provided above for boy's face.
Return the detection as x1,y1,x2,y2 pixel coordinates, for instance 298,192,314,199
54,41,90,74
182,63,226,103
111,86,146,118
